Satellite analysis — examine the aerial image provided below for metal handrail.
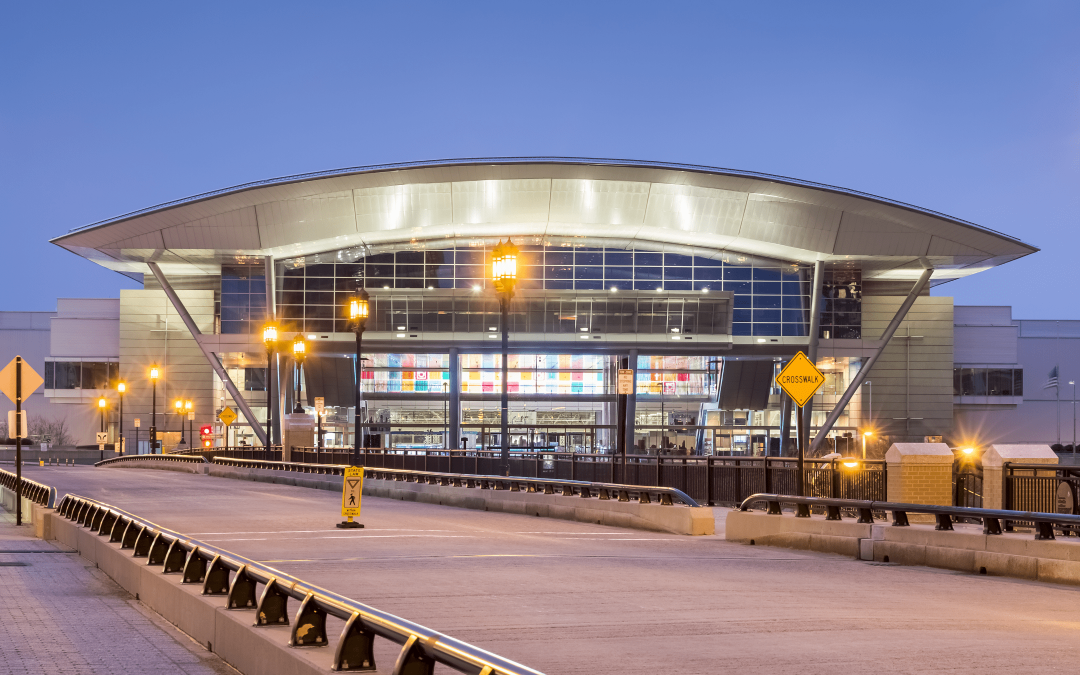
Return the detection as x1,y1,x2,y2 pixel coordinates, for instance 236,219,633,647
210,457,702,507
54,493,544,675
59,156,1029,245
0,467,56,508
96,454,208,467
738,493,1080,540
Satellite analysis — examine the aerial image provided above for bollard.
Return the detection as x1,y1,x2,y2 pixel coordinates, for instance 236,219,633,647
39,459,44,466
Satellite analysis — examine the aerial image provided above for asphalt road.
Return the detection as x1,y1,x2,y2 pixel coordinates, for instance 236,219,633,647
21,465,1080,674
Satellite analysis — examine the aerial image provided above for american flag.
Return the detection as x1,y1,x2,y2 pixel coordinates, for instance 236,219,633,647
1044,365,1059,390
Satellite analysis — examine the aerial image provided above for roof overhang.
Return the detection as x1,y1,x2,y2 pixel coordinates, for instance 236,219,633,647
51,157,1037,286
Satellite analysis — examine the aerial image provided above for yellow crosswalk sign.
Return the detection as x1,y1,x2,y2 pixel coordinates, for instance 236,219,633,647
775,351,826,408
341,467,364,519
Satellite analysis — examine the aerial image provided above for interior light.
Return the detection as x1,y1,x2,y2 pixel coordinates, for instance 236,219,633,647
757,338,767,343
428,286,434,290
397,326,406,331
670,328,680,333
489,326,497,331
656,287,663,292
487,334,498,339
396,333,406,338
307,334,316,339
383,285,390,289
580,335,590,340
580,327,589,332
473,285,481,292
671,336,681,340
702,288,709,293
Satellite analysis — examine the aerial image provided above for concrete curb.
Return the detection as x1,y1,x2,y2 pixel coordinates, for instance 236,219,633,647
204,465,715,536
726,510,1080,585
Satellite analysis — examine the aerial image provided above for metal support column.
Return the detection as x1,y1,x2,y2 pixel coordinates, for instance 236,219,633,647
624,349,638,456
801,260,825,457
147,262,269,446
449,347,461,450
810,265,934,452
265,256,279,445
778,392,793,456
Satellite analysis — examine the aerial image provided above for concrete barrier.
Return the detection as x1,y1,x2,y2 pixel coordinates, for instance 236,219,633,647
99,457,208,474
727,510,1080,585
205,464,715,536
43,507,334,675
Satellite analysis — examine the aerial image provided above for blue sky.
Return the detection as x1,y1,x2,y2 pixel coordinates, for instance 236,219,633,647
1,1,1076,317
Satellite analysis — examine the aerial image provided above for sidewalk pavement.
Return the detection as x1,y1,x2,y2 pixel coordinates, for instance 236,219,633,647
0,506,235,675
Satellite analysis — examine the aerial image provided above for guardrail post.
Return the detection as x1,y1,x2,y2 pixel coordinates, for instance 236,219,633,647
334,612,376,671
183,547,207,584
227,564,258,609
290,593,328,647
202,555,230,595
392,635,436,675
255,578,290,626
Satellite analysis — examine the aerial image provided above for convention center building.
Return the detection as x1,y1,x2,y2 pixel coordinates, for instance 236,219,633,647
37,157,1038,455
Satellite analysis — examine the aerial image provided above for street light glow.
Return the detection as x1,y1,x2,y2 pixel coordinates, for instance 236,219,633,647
98,397,106,409
117,382,126,394
293,336,306,357
149,365,159,380
263,323,278,345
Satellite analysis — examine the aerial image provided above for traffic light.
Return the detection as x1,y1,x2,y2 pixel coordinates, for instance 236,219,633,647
199,425,213,448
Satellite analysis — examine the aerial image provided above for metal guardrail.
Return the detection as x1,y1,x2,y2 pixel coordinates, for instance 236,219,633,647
54,493,544,675
738,493,1080,541
210,457,702,507
96,454,207,467
0,467,56,508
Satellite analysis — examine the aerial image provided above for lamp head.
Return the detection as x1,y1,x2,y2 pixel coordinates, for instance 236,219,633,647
350,288,370,322
150,365,159,380
117,381,126,394
491,239,520,296
263,323,278,346
174,400,182,411
98,397,106,409
962,447,975,455
293,336,306,357
185,400,192,411
863,431,873,437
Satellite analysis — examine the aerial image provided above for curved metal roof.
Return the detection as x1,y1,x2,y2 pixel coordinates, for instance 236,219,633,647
51,157,1037,285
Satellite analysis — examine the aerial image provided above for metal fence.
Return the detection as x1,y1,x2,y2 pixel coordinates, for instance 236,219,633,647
1005,463,1080,519
0,467,57,507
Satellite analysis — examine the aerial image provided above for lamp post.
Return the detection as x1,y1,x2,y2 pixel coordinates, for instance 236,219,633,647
263,324,278,447
117,381,126,456
175,399,184,445
492,239,519,476
1071,381,1076,456
149,365,159,454
292,336,306,414
349,289,370,466
98,396,107,461
185,400,193,451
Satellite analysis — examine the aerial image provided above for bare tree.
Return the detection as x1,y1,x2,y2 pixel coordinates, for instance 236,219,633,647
28,415,72,447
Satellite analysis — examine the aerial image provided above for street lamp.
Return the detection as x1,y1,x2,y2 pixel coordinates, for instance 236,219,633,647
349,289,370,466
263,323,278,446
149,365,159,454
98,396,107,461
175,399,184,445
117,381,126,456
862,431,872,460
292,336,306,413
492,238,519,476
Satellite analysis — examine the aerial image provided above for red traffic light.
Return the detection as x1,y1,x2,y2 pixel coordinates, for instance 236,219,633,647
200,425,212,437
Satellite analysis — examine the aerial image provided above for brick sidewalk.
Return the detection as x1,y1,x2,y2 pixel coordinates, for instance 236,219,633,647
0,507,235,675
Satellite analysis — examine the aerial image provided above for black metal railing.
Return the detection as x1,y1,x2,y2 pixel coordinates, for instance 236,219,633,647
210,456,701,507
953,469,983,509
1004,463,1080,515
0,467,57,508
244,449,884,507
739,493,1080,540
55,493,544,675
173,446,283,462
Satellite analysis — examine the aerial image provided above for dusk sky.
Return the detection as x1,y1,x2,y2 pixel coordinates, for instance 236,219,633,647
2,2,1076,317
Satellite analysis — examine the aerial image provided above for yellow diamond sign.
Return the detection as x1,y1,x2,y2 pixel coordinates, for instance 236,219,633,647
775,351,825,408
218,406,237,426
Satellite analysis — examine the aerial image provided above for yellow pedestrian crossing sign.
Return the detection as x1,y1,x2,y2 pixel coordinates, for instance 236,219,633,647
217,407,237,427
339,467,365,528
775,351,826,408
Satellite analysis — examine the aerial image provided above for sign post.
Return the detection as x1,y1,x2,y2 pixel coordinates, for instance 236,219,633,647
337,466,364,528
96,431,109,457
314,397,325,450
218,407,237,447
775,352,826,500
133,418,140,455
0,356,44,526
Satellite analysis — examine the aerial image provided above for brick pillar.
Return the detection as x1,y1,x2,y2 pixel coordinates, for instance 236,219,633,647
982,444,1058,510
885,444,954,520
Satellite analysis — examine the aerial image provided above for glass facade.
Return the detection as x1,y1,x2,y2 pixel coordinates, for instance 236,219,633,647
276,245,813,338
360,353,450,394
820,269,862,339
43,360,118,389
461,354,606,395
636,355,709,396
220,264,268,335
954,368,1024,396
